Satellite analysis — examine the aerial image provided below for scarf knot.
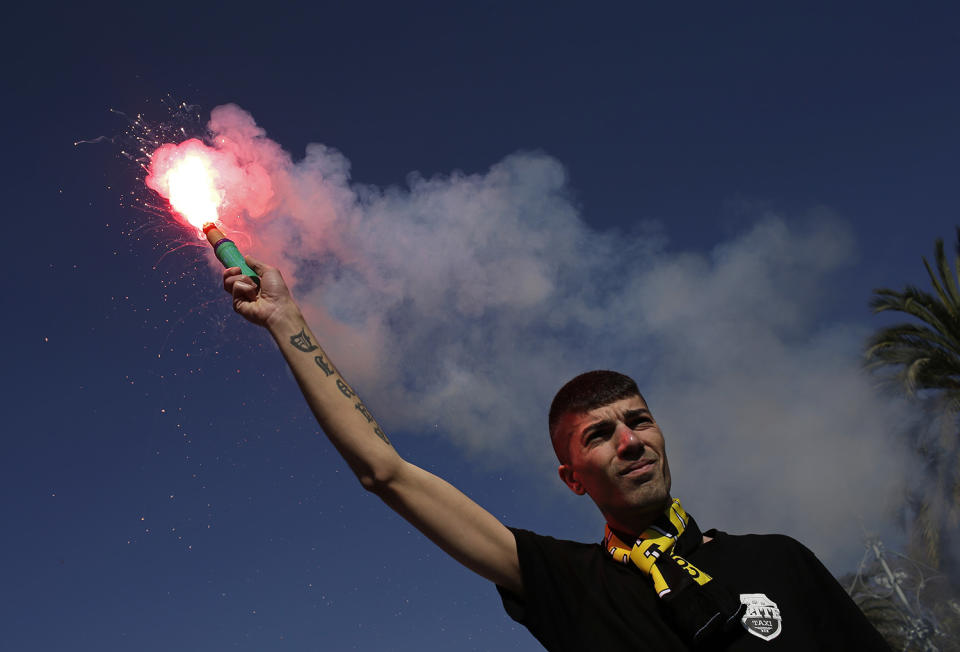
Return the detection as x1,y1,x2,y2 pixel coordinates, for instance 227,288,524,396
603,498,745,644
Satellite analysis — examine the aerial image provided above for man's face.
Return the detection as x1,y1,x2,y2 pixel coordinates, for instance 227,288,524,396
556,395,672,534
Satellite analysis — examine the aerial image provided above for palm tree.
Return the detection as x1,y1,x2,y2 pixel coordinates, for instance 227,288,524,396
865,228,960,584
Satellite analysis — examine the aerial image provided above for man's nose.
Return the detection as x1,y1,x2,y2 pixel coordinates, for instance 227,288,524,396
616,424,644,456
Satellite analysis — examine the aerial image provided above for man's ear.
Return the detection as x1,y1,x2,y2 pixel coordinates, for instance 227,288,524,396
558,464,586,495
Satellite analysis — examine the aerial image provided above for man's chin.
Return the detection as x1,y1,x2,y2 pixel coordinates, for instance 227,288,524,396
629,485,671,513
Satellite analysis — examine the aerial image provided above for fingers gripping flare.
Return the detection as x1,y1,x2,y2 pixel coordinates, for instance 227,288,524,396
221,255,297,328
226,270,259,313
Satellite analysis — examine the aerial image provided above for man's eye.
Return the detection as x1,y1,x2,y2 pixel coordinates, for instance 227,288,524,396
628,418,651,429
584,430,609,444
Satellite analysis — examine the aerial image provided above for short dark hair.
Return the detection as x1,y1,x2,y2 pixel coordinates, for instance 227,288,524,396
548,370,645,463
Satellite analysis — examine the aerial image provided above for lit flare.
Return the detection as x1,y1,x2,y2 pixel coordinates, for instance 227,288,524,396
145,138,223,234
145,138,260,287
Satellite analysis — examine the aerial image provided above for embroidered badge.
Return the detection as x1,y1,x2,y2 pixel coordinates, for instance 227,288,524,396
739,593,782,641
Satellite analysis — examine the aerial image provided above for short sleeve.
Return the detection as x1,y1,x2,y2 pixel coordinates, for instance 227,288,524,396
495,527,686,652
496,528,592,630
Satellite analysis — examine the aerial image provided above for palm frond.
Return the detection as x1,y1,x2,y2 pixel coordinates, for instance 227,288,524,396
866,230,960,583
870,287,960,353
922,237,960,319
865,322,960,363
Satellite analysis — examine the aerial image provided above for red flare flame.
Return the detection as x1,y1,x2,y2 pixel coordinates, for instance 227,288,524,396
144,137,273,240
146,139,223,235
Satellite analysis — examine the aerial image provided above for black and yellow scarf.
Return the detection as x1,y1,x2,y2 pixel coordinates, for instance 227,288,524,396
603,498,744,645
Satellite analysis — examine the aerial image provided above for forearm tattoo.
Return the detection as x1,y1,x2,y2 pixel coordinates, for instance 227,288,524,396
290,328,319,352
289,329,392,448
314,354,334,377
354,399,390,444
373,424,391,446
336,379,355,398
354,401,373,422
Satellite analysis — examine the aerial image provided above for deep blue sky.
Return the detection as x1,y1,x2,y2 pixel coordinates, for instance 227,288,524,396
4,3,959,651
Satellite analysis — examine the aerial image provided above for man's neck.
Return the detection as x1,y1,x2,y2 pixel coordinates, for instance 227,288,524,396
605,498,713,545
604,499,673,539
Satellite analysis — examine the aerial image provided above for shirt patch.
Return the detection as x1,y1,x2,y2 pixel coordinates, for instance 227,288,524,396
739,593,782,641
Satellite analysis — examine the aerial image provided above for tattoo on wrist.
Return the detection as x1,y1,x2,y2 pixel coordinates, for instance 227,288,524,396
314,354,334,376
336,379,356,398
290,328,318,352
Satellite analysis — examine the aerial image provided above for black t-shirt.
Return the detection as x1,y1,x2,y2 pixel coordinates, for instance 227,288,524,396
497,528,890,651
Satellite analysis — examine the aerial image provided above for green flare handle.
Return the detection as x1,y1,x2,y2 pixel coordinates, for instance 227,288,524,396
202,223,260,287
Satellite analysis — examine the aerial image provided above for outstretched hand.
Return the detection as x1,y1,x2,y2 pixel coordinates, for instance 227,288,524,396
222,256,300,328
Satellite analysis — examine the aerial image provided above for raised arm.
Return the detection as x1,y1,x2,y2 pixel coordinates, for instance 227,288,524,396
223,258,521,594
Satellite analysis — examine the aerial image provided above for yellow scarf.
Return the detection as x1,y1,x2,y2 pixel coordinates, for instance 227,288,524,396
603,498,713,597
603,498,744,644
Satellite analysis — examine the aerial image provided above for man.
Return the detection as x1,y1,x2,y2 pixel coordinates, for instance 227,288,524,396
223,258,889,651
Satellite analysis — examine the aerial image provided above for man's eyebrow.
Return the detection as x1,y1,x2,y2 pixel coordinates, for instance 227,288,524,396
579,408,652,441
623,408,651,421
581,419,615,441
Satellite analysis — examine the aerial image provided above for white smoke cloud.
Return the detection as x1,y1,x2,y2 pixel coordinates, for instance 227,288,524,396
207,104,908,568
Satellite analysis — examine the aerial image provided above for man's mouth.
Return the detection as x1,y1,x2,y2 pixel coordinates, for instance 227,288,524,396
619,459,656,477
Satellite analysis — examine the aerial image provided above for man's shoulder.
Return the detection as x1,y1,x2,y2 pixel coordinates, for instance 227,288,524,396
697,528,829,584
510,527,811,560
705,528,810,551
506,526,620,582
508,527,604,557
